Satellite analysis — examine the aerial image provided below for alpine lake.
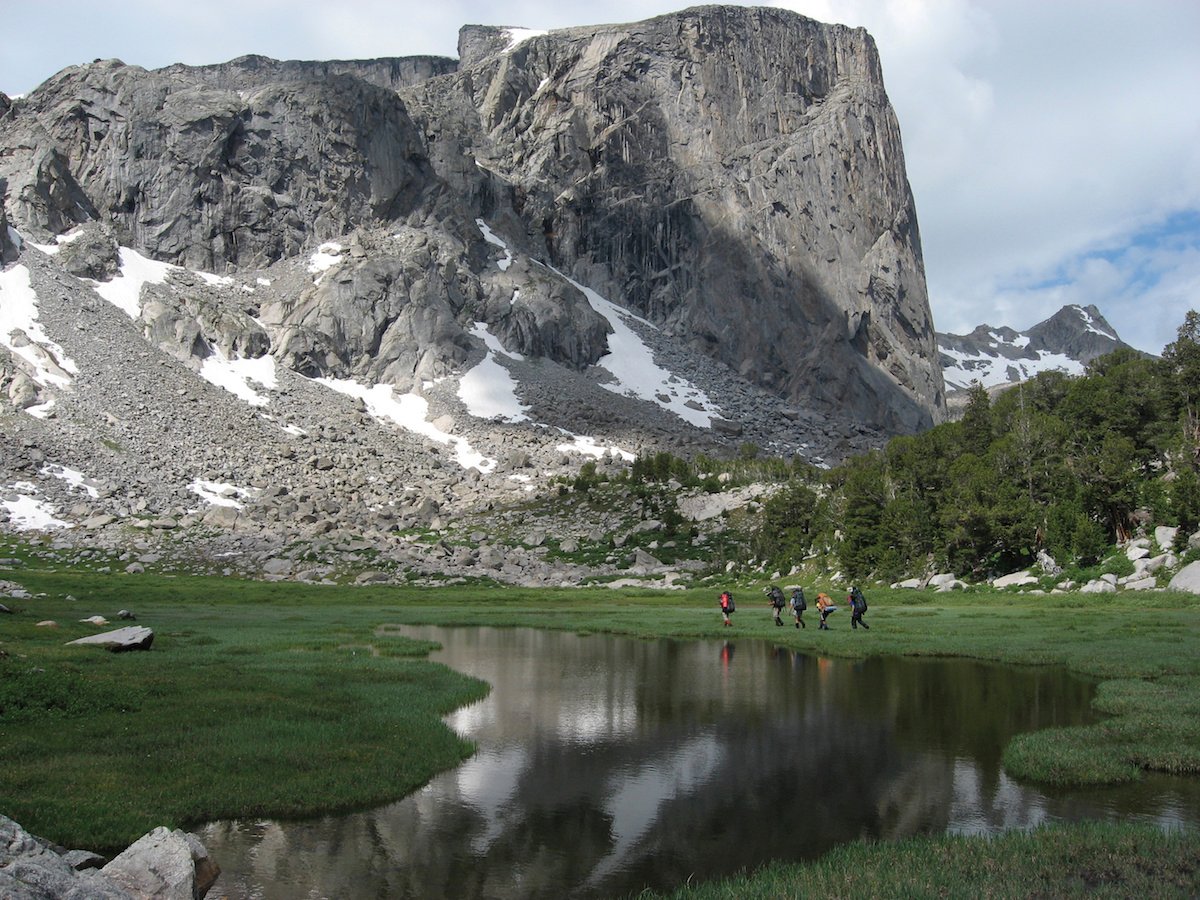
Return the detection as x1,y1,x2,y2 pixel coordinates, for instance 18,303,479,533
197,625,1200,899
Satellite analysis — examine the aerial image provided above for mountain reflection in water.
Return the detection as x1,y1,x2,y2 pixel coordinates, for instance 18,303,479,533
198,626,1200,899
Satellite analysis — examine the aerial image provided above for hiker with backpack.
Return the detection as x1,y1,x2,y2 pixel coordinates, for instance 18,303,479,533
815,592,837,630
848,586,870,630
766,585,786,626
790,586,807,629
719,590,736,627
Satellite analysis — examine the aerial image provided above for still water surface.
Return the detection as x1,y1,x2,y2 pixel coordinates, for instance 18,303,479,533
199,626,1200,899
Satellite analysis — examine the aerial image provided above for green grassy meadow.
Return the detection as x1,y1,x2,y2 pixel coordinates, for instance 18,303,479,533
1,563,1198,893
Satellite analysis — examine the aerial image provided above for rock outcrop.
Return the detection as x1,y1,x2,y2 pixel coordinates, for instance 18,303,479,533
101,826,220,899
0,182,18,265
1,59,437,271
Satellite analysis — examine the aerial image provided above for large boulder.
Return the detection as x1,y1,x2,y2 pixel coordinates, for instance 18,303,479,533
55,223,121,280
67,625,154,651
101,826,220,900
993,570,1037,589
1154,525,1178,551
1168,560,1200,594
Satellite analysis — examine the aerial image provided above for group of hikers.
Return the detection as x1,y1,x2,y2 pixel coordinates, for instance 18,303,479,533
718,585,869,631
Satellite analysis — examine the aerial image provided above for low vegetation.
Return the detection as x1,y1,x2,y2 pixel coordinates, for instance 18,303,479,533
651,822,1200,898
0,573,489,850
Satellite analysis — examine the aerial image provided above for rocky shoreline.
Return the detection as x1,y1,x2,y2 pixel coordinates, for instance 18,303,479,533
0,815,218,900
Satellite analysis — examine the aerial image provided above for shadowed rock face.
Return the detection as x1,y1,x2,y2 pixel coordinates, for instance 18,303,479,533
404,6,944,430
0,185,17,265
0,5,944,432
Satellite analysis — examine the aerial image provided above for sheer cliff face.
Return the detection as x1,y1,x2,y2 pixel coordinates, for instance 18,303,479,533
0,5,944,432
407,7,944,430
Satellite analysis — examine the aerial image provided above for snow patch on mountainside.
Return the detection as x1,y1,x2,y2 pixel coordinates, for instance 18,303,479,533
89,247,177,317
199,350,277,407
541,263,720,428
472,219,721,428
1,482,68,531
941,346,1084,391
459,323,529,423
314,376,497,473
0,264,78,389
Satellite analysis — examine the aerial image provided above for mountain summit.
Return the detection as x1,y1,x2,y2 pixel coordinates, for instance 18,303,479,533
938,304,1132,393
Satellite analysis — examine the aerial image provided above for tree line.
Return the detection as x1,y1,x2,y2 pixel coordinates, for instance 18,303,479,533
617,312,1200,582
752,311,1200,580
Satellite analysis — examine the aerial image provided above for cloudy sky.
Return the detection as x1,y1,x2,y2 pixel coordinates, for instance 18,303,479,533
3,1,1198,354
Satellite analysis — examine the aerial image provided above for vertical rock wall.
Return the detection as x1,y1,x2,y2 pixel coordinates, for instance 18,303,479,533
405,7,945,430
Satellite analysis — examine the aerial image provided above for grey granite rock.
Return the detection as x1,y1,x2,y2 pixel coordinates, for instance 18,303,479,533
66,625,154,651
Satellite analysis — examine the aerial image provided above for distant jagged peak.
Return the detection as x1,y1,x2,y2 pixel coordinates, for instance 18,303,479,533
938,303,1132,393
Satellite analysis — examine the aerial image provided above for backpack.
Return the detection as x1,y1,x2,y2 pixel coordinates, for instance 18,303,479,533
770,588,785,609
791,589,806,611
721,592,735,613
851,587,867,612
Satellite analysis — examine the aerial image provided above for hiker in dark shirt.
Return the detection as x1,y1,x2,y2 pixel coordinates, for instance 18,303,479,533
766,585,786,626
790,586,807,629
848,586,870,630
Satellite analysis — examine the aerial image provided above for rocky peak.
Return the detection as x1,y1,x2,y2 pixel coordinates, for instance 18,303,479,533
1,5,944,488
0,5,952,583
1025,304,1124,361
938,304,1133,393
405,5,944,431
158,53,459,93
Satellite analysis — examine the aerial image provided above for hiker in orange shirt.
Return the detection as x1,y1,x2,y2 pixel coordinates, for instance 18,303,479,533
815,592,838,630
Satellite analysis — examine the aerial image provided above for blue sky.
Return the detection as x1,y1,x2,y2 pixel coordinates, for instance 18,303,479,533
3,0,1198,354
